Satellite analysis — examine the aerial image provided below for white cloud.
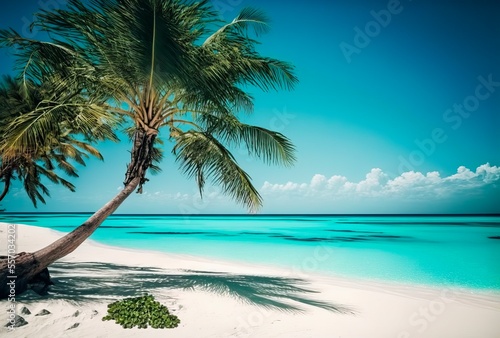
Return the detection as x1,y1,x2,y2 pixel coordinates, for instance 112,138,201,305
327,175,347,189
355,168,388,195
310,174,327,189
475,163,500,183
447,166,475,180
261,163,500,199
174,192,190,200
262,181,306,192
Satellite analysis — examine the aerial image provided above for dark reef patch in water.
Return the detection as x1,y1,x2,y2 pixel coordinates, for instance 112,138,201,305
115,217,179,222
283,237,369,243
126,231,243,238
240,231,274,236
101,226,145,229
284,219,329,222
269,234,295,238
284,237,330,242
361,235,412,239
238,231,293,238
0,218,39,223
282,234,415,243
336,221,500,227
128,231,212,235
326,229,383,234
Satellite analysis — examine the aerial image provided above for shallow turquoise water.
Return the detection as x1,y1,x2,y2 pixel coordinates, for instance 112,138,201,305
2,214,499,290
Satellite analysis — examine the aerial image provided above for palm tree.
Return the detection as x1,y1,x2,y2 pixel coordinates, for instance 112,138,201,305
0,0,297,298
0,75,118,205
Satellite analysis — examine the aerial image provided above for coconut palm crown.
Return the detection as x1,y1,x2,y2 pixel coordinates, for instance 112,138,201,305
1,0,297,210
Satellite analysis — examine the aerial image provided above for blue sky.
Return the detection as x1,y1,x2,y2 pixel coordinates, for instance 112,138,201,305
1,0,499,214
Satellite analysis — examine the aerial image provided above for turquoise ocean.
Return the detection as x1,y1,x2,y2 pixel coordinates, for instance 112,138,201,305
2,214,499,291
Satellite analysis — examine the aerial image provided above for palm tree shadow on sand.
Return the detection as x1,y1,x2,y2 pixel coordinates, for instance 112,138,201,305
18,262,355,314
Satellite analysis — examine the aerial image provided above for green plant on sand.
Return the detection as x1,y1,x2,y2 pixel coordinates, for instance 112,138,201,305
102,294,180,329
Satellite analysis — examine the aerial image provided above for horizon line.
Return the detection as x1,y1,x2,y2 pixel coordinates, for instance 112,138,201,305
1,212,499,217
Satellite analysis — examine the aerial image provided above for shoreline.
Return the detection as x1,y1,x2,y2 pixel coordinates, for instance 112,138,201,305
6,222,500,296
1,222,500,337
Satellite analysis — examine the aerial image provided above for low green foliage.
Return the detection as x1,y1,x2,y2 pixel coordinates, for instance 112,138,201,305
102,294,180,329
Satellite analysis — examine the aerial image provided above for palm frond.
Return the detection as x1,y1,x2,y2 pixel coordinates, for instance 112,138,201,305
71,141,104,161
22,166,49,207
239,125,296,166
54,157,79,177
0,74,115,205
203,7,270,46
198,113,296,166
174,131,262,211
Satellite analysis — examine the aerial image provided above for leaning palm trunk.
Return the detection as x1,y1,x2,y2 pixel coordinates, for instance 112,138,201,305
124,128,157,192
0,129,153,298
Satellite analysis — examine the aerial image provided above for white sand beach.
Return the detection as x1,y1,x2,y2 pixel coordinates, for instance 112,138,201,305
1,222,500,338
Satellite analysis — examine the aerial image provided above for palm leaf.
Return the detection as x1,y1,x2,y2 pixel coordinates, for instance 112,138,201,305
174,131,262,211
198,113,296,166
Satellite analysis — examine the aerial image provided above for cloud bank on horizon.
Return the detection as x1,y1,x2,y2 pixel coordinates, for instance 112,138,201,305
261,163,500,200
6,163,499,214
